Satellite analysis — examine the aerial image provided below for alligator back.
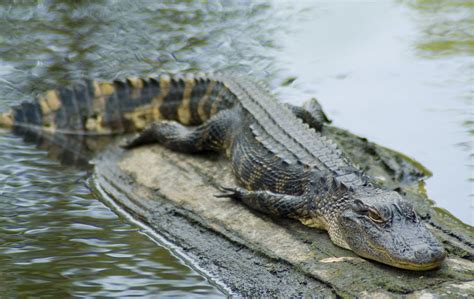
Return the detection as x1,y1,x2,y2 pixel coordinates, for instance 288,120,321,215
0,74,235,135
215,75,363,188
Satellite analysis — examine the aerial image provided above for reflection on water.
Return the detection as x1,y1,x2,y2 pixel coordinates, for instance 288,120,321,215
0,131,223,297
402,0,473,222
0,0,288,296
401,0,474,58
0,0,282,94
10,128,119,168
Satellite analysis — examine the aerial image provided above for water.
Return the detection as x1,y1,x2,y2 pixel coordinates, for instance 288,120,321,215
0,132,223,297
271,0,473,225
0,1,282,297
0,0,471,297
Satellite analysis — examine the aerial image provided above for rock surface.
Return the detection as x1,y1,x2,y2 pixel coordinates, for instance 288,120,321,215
92,125,474,297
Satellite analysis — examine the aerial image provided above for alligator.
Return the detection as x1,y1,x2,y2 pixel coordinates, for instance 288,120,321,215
0,73,446,270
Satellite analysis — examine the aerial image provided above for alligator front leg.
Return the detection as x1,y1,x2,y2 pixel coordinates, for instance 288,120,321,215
286,98,331,131
216,186,308,219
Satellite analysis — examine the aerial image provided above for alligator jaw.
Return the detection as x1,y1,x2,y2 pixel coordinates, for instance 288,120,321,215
393,258,445,271
359,239,446,271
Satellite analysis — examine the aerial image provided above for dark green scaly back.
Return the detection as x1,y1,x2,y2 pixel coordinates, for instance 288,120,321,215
212,74,364,189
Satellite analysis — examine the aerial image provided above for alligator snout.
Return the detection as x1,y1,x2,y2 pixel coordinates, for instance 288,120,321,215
413,245,446,265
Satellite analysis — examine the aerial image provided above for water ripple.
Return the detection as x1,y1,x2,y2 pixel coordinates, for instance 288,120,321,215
0,131,223,297
0,0,300,297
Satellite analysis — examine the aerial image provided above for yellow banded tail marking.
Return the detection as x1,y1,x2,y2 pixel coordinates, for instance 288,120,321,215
177,75,195,125
127,77,144,89
210,87,227,116
0,110,14,128
38,90,61,114
92,81,106,113
38,98,51,115
38,90,62,131
197,81,216,122
99,82,115,96
123,75,171,130
153,74,171,120
127,77,144,99
89,81,115,134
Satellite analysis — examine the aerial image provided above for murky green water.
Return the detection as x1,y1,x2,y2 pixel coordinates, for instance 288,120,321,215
0,0,471,297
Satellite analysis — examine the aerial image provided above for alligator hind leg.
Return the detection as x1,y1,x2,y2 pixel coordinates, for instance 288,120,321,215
286,98,331,131
123,109,236,153
216,186,308,219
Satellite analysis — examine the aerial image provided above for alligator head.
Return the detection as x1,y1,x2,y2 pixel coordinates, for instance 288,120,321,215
326,190,446,270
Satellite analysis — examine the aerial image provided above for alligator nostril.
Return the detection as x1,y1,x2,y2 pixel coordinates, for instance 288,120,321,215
414,246,446,263
414,248,430,261
431,247,446,261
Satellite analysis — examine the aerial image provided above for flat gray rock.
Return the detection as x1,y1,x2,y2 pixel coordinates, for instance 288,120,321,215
92,125,474,297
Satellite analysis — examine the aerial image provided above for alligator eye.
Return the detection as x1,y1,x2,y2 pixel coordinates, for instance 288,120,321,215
368,209,384,224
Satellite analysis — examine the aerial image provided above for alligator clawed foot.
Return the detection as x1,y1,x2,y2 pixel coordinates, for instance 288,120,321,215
214,185,245,199
120,136,137,149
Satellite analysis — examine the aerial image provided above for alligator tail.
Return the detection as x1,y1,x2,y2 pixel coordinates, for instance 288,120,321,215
0,74,235,135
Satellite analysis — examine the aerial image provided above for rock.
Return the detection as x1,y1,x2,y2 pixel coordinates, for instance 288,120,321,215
92,125,474,297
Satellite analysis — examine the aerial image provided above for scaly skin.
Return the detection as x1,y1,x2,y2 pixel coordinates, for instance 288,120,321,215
0,73,446,270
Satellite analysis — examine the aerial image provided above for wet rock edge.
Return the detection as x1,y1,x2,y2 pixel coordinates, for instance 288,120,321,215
92,125,474,297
